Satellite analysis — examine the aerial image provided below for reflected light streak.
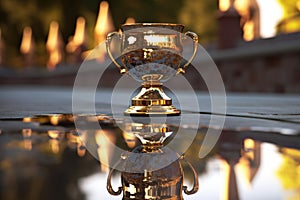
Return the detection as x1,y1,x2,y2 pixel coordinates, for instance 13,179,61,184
50,115,60,126
22,129,32,150
77,143,87,157
244,138,255,160
66,132,86,157
48,130,64,154
222,159,231,200
48,130,60,140
122,131,137,148
95,130,116,172
77,132,87,157
22,129,32,138
236,139,261,187
49,139,60,154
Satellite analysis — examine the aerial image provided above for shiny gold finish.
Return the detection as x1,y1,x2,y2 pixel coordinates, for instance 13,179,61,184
106,23,198,116
125,83,180,115
124,105,180,116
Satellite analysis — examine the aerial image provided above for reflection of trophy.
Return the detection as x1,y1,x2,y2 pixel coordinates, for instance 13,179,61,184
107,123,199,199
106,23,198,115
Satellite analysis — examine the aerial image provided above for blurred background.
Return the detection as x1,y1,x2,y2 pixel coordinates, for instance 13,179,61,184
0,0,299,92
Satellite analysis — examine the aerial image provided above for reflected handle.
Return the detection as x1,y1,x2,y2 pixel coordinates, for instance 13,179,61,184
177,31,198,75
106,32,127,74
107,160,122,195
181,156,199,195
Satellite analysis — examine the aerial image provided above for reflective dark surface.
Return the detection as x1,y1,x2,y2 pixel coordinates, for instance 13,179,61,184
0,114,300,200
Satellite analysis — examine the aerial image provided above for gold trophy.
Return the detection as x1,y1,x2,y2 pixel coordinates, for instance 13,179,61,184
106,23,198,115
106,123,199,199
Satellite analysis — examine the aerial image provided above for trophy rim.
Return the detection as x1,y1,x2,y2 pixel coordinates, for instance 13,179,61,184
121,23,185,32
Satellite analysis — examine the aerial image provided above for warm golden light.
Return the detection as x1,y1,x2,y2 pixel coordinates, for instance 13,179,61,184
0,28,3,65
48,130,63,154
125,17,136,25
222,160,231,200
77,132,87,157
256,0,283,38
234,0,248,16
234,0,256,41
236,139,261,186
277,148,300,199
22,129,32,137
122,131,137,148
77,143,86,157
50,115,60,126
244,138,255,158
219,0,232,12
74,17,86,46
23,117,32,122
94,1,115,45
22,129,33,150
243,21,255,41
20,26,33,54
50,140,60,154
66,17,86,53
95,130,115,172
46,21,59,52
66,132,87,157
48,130,60,140
46,21,63,70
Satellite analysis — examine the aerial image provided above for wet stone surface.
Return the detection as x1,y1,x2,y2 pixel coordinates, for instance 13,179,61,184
0,86,300,199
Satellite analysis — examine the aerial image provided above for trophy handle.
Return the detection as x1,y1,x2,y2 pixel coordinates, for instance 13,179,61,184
106,160,123,195
181,155,199,195
177,31,198,75
106,32,127,74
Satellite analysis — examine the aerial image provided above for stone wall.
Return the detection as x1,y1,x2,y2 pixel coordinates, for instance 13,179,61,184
209,32,300,93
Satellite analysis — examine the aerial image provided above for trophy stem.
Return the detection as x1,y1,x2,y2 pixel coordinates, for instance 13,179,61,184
124,82,180,116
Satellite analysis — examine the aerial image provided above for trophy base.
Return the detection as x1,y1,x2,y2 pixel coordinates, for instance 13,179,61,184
124,105,181,116
124,83,181,116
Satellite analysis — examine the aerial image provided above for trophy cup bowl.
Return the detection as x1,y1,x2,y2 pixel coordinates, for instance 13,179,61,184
106,23,198,116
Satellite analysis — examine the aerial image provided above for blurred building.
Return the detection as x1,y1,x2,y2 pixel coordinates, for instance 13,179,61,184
205,0,300,93
0,0,299,93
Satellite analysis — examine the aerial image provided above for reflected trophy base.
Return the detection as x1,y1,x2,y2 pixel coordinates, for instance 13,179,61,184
124,83,181,116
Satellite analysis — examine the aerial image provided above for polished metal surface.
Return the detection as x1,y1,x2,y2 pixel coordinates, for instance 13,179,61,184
106,23,198,115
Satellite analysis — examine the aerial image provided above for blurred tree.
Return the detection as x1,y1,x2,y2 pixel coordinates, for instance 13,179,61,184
178,0,218,44
0,0,98,67
108,0,184,26
277,0,300,33
277,148,300,200
0,0,218,67
108,0,218,44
